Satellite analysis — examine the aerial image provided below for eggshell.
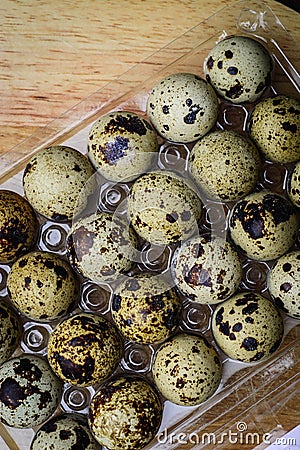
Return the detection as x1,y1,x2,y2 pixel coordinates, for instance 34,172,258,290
89,376,162,450
212,292,284,363
0,301,21,365
288,160,300,208
152,333,222,406
147,73,218,143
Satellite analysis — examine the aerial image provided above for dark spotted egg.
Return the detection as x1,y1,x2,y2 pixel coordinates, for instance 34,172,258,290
47,313,123,387
268,250,300,319
152,333,222,406
111,274,181,344
171,236,242,304
249,95,300,163
212,292,284,363
127,171,202,245
7,251,78,321
66,212,138,283
89,376,162,450
229,191,298,261
0,190,38,263
288,160,300,208
0,354,62,428
147,73,218,143
0,301,21,365
23,146,95,222
204,35,273,103
30,414,99,450
88,111,158,182
189,130,261,202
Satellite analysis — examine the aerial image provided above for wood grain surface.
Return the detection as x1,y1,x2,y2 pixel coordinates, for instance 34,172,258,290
1,0,299,153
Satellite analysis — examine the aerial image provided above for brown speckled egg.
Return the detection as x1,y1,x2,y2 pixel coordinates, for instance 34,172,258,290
67,212,138,283
288,161,300,208
147,73,218,143
0,302,21,365
189,130,261,201
89,376,162,450
152,333,221,406
47,313,123,387
268,250,300,319
229,191,298,261
249,96,300,163
23,146,95,221
212,292,284,362
111,274,181,344
204,35,273,103
127,171,202,245
7,251,78,321
0,190,38,263
30,414,99,450
88,111,158,182
0,354,62,428
171,236,242,304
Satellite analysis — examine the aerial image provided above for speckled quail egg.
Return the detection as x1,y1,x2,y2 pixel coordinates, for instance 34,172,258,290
0,190,38,263
147,73,218,143
288,161,300,208
212,292,284,362
268,250,300,319
67,212,137,283
88,111,158,182
171,236,242,304
249,96,300,163
0,354,62,428
23,146,95,221
89,376,162,450
229,190,298,261
189,130,261,201
127,171,202,245
204,35,273,103
47,313,123,387
30,414,99,450
7,251,78,321
111,274,181,344
152,333,221,406
0,302,21,365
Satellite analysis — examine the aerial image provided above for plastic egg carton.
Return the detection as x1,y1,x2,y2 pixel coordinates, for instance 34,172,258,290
0,0,299,449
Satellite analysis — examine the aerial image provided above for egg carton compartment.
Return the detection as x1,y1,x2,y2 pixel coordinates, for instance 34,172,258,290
0,0,299,449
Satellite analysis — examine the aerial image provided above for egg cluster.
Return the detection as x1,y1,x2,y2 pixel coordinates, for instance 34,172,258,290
0,35,299,450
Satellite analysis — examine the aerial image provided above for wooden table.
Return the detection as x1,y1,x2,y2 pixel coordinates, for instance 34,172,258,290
0,1,299,449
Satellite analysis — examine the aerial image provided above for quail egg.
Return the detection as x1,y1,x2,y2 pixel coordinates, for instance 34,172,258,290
212,292,284,362
189,130,261,201
0,301,21,365
47,313,123,387
88,111,158,182
0,190,38,263
249,95,300,163
23,146,95,221
147,73,218,143
152,333,221,406
0,354,62,428
89,376,162,450
111,274,181,344
268,250,300,319
229,191,298,261
7,251,78,321
127,171,202,245
171,236,242,304
288,160,300,208
67,212,137,283
204,35,273,103
30,414,99,450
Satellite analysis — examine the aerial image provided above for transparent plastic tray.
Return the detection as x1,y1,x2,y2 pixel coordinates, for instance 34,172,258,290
0,1,299,449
